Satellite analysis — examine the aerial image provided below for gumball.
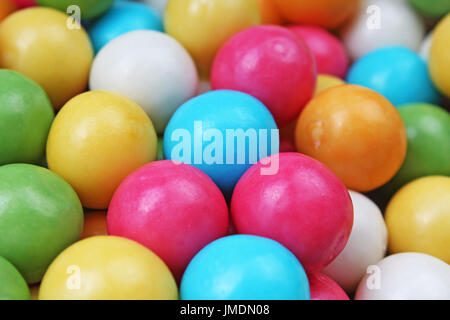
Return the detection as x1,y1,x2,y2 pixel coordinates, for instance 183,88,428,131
430,14,450,98
409,0,450,18
258,0,282,25
107,161,229,281
90,30,198,134
308,273,349,300
164,90,278,197
89,1,163,53
355,253,450,300
0,8,93,110
0,70,54,165
273,0,360,28
288,25,349,79
211,25,316,126
81,211,107,239
181,235,310,300
231,153,353,272
323,191,387,293
341,0,425,60
142,0,167,17
46,91,158,209
0,256,30,300
39,236,178,300
11,0,35,8
419,32,433,61
165,0,261,77
0,164,83,284
35,0,113,19
0,0,16,22
296,85,407,192
385,176,450,264
315,74,345,96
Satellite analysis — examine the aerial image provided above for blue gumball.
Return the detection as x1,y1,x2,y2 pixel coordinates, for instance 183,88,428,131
89,0,163,53
347,46,441,106
180,235,310,300
164,90,279,198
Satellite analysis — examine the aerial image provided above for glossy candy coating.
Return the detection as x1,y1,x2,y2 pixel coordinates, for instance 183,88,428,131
0,256,30,300
0,0,16,22
430,14,450,98
308,273,349,300
35,0,113,19
409,0,450,18
315,74,345,96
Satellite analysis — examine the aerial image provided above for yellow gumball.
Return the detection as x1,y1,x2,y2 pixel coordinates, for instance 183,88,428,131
165,0,261,77
39,236,178,300
314,74,345,96
0,8,93,109
386,176,450,264
429,14,450,98
46,91,157,209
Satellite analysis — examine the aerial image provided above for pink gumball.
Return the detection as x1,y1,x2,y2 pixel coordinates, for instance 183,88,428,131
231,153,353,272
11,0,35,8
309,273,350,300
107,160,229,281
211,25,317,127
288,25,349,79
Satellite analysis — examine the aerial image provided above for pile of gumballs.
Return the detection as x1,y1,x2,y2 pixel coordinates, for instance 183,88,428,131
0,0,449,301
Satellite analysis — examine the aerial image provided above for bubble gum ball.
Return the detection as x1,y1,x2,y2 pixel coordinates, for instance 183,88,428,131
35,0,113,19
46,91,158,210
0,256,30,300
258,0,283,25
288,25,349,79
430,14,450,98
308,273,349,300
0,8,93,110
273,0,360,28
164,0,261,77
315,74,345,96
211,25,316,127
164,90,278,197
0,70,53,165
231,153,353,272
142,0,168,17
181,235,310,300
355,253,450,300
386,176,450,264
340,0,425,60
39,236,178,300
0,164,83,284
81,211,107,239
90,30,198,134
409,0,450,18
323,191,387,293
296,85,407,192
107,161,229,281
89,1,163,53
11,0,35,8
0,0,16,22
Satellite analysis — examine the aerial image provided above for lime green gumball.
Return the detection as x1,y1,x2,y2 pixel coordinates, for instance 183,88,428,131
0,256,30,300
35,0,114,19
0,70,54,165
0,164,84,284
409,0,450,18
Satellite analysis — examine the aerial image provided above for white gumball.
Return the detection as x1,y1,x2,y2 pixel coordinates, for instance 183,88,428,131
355,253,450,300
142,0,168,17
323,191,387,293
341,0,425,60
89,30,198,133
419,32,433,62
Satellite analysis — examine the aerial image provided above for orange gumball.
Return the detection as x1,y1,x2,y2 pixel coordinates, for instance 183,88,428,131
258,0,282,25
0,0,17,22
81,211,107,239
296,85,407,192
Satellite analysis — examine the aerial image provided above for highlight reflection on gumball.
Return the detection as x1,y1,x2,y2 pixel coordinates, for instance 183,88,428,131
81,211,107,239
39,236,178,300
35,0,113,19
0,256,30,300
430,14,450,98
315,74,345,96
211,26,316,126
355,253,450,300
308,273,349,300
107,161,229,281
258,0,282,25
323,191,387,293
181,235,310,300
231,153,353,272
46,91,158,209
296,85,407,192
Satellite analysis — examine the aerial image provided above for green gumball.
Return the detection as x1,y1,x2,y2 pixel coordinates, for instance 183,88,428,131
35,0,114,20
0,256,30,300
0,70,54,166
409,0,450,18
0,164,84,284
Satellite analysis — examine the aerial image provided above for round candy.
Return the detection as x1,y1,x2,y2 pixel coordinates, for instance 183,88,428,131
35,0,113,19
0,0,16,22
347,46,441,106
258,0,282,24
323,191,388,293
315,74,345,96
341,0,425,60
39,236,178,300
142,0,167,17
107,161,229,281
181,235,310,300
211,25,316,126
164,90,278,197
0,164,83,284
295,85,407,192
46,90,158,209
81,211,107,239
89,1,163,53
90,30,198,134
355,253,450,300
10,0,35,8
430,14,450,98
288,25,349,78
308,273,349,300
385,176,450,264
164,0,261,77
409,0,450,18
0,256,30,300
0,70,54,165
231,153,353,272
